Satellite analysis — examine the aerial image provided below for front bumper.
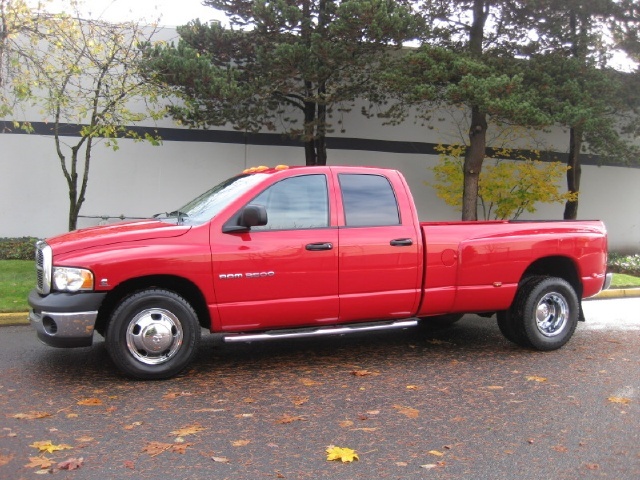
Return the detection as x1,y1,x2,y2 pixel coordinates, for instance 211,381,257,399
28,289,107,348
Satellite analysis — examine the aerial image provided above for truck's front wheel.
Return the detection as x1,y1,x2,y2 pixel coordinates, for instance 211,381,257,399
106,289,201,380
511,276,579,351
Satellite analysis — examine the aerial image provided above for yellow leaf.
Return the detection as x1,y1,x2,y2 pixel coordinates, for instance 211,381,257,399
77,398,102,406
429,450,445,457
608,397,631,405
326,445,359,463
170,424,205,437
29,441,72,454
339,420,354,428
526,376,548,382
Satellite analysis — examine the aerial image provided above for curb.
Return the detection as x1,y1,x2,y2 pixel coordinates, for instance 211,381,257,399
2,288,639,327
0,312,29,326
587,287,640,300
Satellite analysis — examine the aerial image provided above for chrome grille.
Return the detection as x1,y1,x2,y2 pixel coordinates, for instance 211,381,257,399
35,241,52,294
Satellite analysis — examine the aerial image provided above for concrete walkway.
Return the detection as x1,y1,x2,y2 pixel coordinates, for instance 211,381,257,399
3,288,639,327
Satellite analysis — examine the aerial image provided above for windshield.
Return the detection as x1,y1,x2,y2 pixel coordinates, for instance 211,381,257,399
156,173,268,225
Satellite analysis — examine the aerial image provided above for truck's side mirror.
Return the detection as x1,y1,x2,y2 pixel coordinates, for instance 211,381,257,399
222,204,268,233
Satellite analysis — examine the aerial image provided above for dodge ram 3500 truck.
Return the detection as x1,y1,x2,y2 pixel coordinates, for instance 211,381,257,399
29,165,611,379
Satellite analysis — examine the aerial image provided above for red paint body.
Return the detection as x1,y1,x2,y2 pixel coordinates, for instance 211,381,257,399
45,166,608,333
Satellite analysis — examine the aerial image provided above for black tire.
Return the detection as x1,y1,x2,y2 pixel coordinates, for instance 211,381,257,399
511,276,579,351
418,313,464,329
496,309,527,346
105,289,201,380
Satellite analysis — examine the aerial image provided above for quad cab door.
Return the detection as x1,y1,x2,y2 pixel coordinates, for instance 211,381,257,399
211,172,339,331
333,169,423,322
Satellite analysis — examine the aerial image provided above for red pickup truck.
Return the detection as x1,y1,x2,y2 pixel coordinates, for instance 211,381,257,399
29,165,610,379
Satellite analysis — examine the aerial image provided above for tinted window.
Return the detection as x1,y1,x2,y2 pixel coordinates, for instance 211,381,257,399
339,174,400,227
251,175,329,230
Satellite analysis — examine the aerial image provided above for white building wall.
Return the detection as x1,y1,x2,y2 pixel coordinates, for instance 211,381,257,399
1,127,638,252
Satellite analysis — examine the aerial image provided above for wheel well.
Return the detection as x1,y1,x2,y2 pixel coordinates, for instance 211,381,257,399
520,256,582,298
95,275,211,335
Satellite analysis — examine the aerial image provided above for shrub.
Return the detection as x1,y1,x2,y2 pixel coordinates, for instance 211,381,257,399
608,253,640,276
0,237,39,260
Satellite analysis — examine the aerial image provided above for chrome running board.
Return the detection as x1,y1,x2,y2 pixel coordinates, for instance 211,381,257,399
222,319,418,343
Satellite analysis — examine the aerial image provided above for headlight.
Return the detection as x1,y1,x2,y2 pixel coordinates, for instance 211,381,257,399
52,267,94,292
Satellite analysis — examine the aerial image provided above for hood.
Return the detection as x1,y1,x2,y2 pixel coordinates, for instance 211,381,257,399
46,220,192,256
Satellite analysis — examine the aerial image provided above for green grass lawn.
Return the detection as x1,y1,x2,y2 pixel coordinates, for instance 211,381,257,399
0,260,34,313
611,273,640,289
0,260,639,313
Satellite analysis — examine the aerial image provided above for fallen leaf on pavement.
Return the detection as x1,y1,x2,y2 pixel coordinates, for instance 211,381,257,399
276,414,305,424
170,424,205,437
77,398,102,406
142,442,172,457
0,455,13,467
171,443,193,454
526,376,548,383
57,457,83,470
231,440,250,447
29,441,72,454
326,445,359,463
24,457,53,469
351,370,377,377
211,456,230,463
11,412,51,420
394,405,419,418
608,396,631,405
300,378,321,386
428,450,444,457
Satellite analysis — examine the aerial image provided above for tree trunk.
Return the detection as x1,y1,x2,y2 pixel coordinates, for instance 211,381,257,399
315,81,327,166
461,0,489,221
563,126,582,219
461,106,487,220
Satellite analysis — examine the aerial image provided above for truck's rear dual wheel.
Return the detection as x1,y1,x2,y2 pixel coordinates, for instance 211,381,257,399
499,276,579,351
106,289,201,380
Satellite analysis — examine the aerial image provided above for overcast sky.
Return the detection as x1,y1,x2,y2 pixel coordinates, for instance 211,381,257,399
31,0,226,27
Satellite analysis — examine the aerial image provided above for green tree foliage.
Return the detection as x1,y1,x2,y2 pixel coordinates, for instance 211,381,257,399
378,0,554,221
431,144,577,220
7,1,167,231
143,0,421,165
507,0,640,219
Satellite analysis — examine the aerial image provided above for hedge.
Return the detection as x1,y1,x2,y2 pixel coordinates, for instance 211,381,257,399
0,237,39,261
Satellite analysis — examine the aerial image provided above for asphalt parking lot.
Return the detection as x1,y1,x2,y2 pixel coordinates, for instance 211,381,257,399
0,298,638,479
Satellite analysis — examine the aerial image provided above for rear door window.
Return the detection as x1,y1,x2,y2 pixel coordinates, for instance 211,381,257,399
338,174,400,227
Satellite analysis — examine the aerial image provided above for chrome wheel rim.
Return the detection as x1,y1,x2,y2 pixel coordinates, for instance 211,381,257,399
535,292,569,337
126,308,184,365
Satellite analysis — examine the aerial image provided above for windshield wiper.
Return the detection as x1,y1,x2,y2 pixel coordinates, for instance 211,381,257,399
153,210,189,223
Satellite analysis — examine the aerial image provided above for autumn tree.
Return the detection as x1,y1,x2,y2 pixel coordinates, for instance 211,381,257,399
431,144,577,220
0,0,49,118
10,2,167,230
143,0,421,165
